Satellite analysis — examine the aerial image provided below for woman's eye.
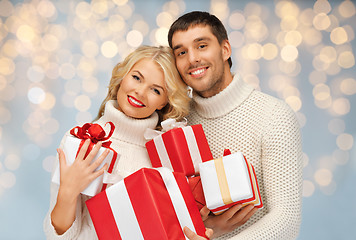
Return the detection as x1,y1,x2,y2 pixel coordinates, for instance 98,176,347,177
153,88,161,95
133,75,140,81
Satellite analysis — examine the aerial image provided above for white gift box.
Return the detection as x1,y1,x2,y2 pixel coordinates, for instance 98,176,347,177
199,152,257,214
52,135,117,197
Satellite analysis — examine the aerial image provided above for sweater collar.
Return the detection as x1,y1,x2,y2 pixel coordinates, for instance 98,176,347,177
192,74,254,118
96,100,159,146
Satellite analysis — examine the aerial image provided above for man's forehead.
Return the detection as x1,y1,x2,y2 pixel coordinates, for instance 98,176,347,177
172,25,215,47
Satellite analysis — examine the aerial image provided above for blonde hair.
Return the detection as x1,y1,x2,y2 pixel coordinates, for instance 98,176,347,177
94,45,190,126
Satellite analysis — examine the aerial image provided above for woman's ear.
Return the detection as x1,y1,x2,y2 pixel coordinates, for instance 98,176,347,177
156,101,168,111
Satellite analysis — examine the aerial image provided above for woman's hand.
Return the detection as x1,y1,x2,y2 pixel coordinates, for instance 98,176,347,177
51,139,109,235
58,139,109,198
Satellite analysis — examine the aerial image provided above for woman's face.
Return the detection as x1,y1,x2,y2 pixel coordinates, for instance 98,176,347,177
116,58,168,119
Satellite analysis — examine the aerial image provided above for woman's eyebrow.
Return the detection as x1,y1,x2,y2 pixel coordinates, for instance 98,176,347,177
132,70,144,79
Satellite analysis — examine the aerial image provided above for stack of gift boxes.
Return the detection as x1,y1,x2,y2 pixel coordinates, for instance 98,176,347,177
52,121,263,240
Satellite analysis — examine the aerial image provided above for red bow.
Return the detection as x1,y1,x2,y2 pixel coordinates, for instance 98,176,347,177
70,122,115,148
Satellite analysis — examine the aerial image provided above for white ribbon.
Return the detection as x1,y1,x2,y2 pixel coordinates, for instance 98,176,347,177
156,167,197,239
103,170,127,184
144,118,187,140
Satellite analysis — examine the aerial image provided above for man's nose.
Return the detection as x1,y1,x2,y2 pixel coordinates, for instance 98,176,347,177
188,50,200,64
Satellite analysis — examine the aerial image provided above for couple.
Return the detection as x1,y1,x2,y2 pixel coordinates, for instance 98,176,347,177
44,11,302,240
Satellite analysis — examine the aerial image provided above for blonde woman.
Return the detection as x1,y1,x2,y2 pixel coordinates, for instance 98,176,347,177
43,46,200,239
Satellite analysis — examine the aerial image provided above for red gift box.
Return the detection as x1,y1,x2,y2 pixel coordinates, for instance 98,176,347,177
145,124,213,177
188,176,206,211
86,168,207,240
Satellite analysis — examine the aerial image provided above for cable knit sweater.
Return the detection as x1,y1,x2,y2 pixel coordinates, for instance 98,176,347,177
187,75,303,240
43,100,158,240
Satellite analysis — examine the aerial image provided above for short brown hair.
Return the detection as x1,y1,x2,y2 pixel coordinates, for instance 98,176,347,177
168,11,232,68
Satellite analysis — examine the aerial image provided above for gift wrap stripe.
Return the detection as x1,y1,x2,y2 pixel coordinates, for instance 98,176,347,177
86,190,122,240
106,181,144,240
192,125,213,163
153,134,173,170
182,126,203,174
214,157,233,205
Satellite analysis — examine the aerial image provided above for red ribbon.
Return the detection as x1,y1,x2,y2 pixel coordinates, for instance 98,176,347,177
70,122,118,193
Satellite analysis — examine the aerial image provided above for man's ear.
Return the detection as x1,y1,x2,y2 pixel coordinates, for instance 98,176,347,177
221,39,232,62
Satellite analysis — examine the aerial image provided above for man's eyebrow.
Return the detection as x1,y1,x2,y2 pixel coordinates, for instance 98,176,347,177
172,37,211,51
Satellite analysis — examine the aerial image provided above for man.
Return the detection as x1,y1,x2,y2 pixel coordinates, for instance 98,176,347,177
169,11,303,239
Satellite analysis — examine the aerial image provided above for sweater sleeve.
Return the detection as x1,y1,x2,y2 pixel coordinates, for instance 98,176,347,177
230,101,303,239
42,133,91,240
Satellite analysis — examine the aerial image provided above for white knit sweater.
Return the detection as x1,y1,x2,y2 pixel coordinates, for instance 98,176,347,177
187,75,303,240
43,100,158,240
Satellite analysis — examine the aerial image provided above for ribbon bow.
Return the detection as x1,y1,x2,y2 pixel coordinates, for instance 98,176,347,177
70,122,115,148
144,118,187,140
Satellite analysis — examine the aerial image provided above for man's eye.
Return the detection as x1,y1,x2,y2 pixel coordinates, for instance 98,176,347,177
198,44,207,49
177,51,186,56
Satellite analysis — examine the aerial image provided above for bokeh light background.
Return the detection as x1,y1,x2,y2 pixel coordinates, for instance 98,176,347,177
0,0,355,239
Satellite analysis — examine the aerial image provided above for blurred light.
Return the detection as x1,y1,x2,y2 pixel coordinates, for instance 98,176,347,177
156,12,173,28
286,96,302,112
281,45,298,62
262,43,278,60
16,24,36,42
126,30,143,48
0,76,6,91
330,27,348,45
210,0,229,20
314,168,333,186
229,31,245,48
325,14,340,33
309,70,327,85
343,25,355,41
303,180,315,197
155,27,169,46
340,78,356,95
43,118,59,135
75,1,92,20
108,15,126,33
303,28,322,46
313,13,331,30
61,93,76,108
244,16,268,42
336,133,354,151
43,155,56,173
299,8,315,27
338,0,356,18
1,39,18,58
92,0,109,16
245,43,262,60
28,87,46,104
280,16,298,31
328,118,345,135
319,46,337,63
100,41,118,58
268,75,289,92
279,60,301,76
0,57,15,75
76,111,93,124
338,51,355,69
81,41,99,58
27,65,45,83
45,62,60,79
74,94,91,111
133,20,149,37
0,0,14,17
4,154,21,171
77,57,96,78
228,11,245,30
331,97,350,115
59,63,76,80
313,0,331,14
39,92,56,110
37,0,57,18
243,74,260,90
313,83,330,101
113,0,129,6
284,31,302,46
275,1,299,18
314,95,332,109
320,181,337,195
162,0,185,16
0,172,16,189
313,55,329,71
332,149,349,165
82,77,99,93
116,2,133,20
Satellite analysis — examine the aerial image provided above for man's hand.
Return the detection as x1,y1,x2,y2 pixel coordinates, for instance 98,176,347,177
200,204,258,238
184,226,213,240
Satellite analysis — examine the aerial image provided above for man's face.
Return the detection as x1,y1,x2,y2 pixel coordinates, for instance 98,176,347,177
171,25,231,98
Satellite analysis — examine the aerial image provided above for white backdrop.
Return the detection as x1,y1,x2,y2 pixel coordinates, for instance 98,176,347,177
0,0,355,239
